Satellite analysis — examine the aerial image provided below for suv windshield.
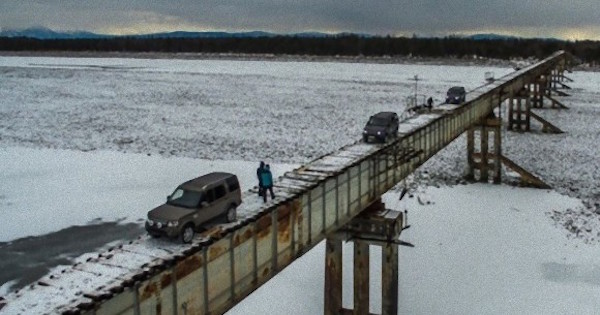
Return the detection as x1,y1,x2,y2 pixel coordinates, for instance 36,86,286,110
448,87,464,95
167,188,204,208
368,117,388,126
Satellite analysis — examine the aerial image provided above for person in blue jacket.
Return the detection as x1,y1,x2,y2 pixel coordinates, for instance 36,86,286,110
257,161,265,197
260,164,275,202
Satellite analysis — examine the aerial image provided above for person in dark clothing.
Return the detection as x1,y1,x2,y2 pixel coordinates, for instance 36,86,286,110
426,97,433,111
257,161,265,197
260,164,275,202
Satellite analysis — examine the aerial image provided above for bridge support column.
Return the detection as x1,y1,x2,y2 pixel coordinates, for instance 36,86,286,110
547,61,573,95
551,69,563,90
507,87,531,132
466,115,502,184
543,67,572,106
545,74,553,98
532,76,546,108
381,243,399,315
324,237,343,315
510,80,565,132
325,200,410,315
533,74,568,109
354,241,370,315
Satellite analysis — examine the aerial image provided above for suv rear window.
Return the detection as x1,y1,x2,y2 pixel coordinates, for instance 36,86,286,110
214,185,226,199
205,189,215,203
226,177,240,191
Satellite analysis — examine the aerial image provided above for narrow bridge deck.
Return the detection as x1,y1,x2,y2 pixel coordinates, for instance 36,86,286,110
0,51,570,315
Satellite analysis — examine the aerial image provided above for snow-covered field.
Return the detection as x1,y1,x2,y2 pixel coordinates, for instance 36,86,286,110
228,185,600,315
0,56,506,162
1,55,600,314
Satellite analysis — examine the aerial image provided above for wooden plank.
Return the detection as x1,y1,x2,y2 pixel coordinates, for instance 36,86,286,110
529,111,564,133
550,88,571,97
546,95,569,109
500,155,551,189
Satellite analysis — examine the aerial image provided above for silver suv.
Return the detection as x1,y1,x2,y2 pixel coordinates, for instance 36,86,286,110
145,172,242,243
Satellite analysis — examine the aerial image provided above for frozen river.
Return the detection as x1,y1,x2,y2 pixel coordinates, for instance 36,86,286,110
1,55,600,314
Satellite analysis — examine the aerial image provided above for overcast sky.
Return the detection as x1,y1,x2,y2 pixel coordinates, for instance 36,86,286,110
2,0,600,40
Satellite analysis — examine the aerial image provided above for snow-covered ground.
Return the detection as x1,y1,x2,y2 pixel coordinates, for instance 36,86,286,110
0,147,295,242
1,147,599,315
0,56,507,162
228,185,600,315
1,55,599,314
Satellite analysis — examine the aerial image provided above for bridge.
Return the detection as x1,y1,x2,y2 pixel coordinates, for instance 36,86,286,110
0,51,574,315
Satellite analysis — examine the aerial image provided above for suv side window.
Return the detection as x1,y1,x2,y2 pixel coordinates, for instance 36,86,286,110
214,184,226,200
205,188,215,203
226,177,240,192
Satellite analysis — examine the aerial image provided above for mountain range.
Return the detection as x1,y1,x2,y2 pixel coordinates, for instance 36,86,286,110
0,27,551,41
0,27,359,40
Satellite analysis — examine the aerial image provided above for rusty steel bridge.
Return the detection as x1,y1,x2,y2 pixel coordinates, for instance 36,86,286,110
0,51,574,315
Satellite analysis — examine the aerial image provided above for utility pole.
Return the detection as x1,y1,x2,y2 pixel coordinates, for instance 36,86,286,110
413,75,419,101
408,75,420,107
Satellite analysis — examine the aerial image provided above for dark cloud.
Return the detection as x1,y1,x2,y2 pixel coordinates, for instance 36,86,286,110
1,0,599,39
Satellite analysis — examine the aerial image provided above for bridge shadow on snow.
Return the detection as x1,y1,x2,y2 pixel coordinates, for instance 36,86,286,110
0,222,144,294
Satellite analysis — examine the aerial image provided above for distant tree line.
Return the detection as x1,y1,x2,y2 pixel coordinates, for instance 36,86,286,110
1,35,599,64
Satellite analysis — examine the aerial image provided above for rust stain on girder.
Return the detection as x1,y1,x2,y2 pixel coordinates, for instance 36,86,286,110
140,281,158,300
160,273,172,288
256,214,272,238
174,255,203,281
209,244,227,260
294,200,304,249
203,225,225,238
278,203,291,219
234,227,254,246
262,267,270,278
277,204,293,244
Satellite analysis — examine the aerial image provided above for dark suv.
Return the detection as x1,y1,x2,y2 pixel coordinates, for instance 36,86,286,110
363,112,399,143
445,86,466,104
145,172,242,243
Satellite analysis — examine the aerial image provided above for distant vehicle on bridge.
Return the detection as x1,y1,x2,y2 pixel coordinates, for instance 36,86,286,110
445,86,466,104
363,111,399,143
145,172,241,243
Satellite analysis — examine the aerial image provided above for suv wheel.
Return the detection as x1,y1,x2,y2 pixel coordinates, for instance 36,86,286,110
180,224,195,243
226,206,237,223
363,135,369,143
